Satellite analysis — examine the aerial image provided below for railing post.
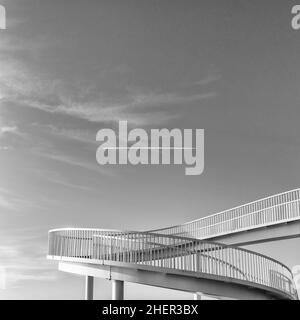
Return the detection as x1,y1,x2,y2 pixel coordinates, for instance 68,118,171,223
112,280,124,300
85,276,94,300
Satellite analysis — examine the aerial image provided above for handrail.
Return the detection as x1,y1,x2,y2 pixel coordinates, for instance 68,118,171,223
150,189,300,239
48,228,298,300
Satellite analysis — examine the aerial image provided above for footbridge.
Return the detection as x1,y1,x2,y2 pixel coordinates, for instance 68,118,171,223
47,189,300,300
151,189,300,246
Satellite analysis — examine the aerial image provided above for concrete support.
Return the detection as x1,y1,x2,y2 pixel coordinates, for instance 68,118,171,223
59,261,284,300
194,292,202,300
112,280,124,300
85,276,94,300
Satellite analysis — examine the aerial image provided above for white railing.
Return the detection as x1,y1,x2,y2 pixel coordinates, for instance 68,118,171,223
151,189,300,239
48,228,298,300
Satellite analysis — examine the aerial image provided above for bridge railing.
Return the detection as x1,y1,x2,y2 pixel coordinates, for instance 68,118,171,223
151,189,300,239
48,228,298,299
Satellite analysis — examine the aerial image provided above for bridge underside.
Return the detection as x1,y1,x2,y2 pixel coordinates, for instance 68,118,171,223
205,220,300,246
57,260,289,300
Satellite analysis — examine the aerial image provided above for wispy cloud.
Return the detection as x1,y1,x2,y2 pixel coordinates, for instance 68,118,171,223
0,239,58,290
15,88,215,126
0,114,19,150
192,74,222,86
0,188,20,210
0,29,219,181
32,124,96,145
0,226,59,290
33,150,115,177
44,176,97,192
0,126,18,135
0,194,15,210
0,50,217,127
0,188,43,212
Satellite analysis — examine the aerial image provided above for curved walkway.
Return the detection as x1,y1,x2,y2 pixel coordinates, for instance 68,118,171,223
48,228,297,299
48,189,300,299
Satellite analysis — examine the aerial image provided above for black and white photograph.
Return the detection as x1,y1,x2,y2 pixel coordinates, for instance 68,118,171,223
1,0,300,311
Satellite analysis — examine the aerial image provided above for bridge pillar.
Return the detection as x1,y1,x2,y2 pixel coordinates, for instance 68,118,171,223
194,292,202,300
112,280,124,300
85,276,94,300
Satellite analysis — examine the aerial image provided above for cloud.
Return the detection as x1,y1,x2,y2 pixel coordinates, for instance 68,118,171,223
0,188,21,210
15,87,215,126
0,194,15,210
44,176,96,192
0,52,217,126
0,188,42,212
0,241,58,290
0,126,17,135
34,150,115,177
192,74,222,86
13,89,215,128
0,115,19,150
0,227,59,290
33,124,96,144
0,123,20,150
37,101,180,126
0,31,219,181
125,91,216,109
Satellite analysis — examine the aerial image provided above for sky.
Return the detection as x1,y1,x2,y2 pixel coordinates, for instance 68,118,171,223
0,0,300,299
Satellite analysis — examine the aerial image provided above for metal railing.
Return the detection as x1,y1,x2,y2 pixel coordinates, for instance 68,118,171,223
151,189,300,239
48,228,298,299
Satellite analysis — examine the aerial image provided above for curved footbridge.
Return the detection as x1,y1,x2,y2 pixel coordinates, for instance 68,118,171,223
47,189,300,300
